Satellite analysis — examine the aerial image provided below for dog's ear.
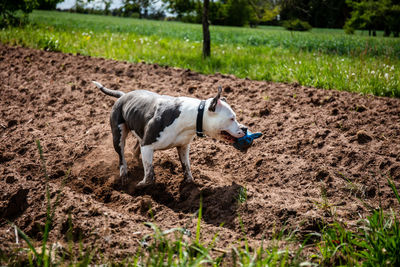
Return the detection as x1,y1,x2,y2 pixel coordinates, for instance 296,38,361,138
209,86,222,112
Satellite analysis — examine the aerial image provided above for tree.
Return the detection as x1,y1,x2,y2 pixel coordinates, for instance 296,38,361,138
386,4,400,37
36,0,64,10
0,0,37,27
280,0,350,28
102,0,112,15
202,0,210,58
208,0,227,25
344,0,400,37
248,0,280,26
162,0,196,19
225,0,252,26
121,0,155,18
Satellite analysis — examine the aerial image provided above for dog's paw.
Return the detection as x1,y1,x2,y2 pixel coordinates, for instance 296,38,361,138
120,176,129,186
136,179,154,188
120,165,128,177
184,176,194,184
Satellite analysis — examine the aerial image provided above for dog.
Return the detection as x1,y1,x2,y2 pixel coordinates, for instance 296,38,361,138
93,81,246,187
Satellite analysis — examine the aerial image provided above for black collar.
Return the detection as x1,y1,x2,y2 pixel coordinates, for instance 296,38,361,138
196,100,206,137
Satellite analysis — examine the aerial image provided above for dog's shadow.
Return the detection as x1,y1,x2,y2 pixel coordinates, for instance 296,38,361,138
115,168,242,230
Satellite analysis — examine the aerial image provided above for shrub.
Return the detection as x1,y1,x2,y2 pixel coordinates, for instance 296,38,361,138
283,19,312,31
344,24,355,35
0,0,37,27
181,14,199,24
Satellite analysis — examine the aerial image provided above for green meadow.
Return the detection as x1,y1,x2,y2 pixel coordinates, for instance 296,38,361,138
1,10,399,97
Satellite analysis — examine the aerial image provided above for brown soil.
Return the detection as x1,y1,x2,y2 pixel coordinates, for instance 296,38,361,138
1,44,400,260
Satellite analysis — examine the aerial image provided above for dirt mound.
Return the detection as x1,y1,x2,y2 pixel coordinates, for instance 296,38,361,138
1,44,400,259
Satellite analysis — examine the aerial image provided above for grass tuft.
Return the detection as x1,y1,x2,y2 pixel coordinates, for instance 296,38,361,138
312,178,400,266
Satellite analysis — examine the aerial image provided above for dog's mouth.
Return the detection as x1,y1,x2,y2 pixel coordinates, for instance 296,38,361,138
221,131,237,143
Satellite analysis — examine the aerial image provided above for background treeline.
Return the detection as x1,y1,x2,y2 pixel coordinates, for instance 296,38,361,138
60,0,400,36
2,0,400,37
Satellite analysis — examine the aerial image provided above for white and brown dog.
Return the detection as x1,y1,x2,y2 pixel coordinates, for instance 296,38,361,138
93,81,246,187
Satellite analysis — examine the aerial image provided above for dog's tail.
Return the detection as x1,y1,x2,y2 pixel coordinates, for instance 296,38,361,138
92,81,125,98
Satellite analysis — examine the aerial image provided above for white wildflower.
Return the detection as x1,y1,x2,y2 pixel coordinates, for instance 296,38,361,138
371,70,375,75
384,73,389,79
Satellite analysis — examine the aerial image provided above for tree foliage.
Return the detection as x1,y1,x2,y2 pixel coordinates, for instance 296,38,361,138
225,0,251,26
248,0,280,26
162,0,280,27
121,0,155,18
280,0,349,28
345,0,400,37
0,0,37,27
36,0,63,10
162,0,196,19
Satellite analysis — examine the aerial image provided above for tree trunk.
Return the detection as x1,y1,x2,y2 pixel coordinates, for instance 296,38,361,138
384,27,391,37
202,0,210,58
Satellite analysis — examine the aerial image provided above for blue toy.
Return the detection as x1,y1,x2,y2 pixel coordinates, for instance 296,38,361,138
233,129,262,152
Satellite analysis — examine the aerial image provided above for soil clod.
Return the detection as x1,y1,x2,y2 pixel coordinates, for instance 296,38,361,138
357,130,373,144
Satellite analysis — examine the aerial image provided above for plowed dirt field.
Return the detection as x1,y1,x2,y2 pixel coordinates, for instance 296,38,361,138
1,44,400,260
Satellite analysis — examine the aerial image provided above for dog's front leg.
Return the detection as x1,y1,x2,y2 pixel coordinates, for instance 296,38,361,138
177,144,193,182
137,145,155,187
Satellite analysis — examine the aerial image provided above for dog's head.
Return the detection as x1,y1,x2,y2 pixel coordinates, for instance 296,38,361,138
203,87,246,143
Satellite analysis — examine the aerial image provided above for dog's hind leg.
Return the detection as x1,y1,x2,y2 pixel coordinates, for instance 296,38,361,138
137,145,155,187
110,113,129,183
177,144,193,182
133,140,141,162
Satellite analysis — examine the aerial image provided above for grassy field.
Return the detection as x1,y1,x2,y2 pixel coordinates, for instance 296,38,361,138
1,10,399,97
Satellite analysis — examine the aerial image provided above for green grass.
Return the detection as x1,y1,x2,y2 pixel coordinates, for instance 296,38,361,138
1,10,400,97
